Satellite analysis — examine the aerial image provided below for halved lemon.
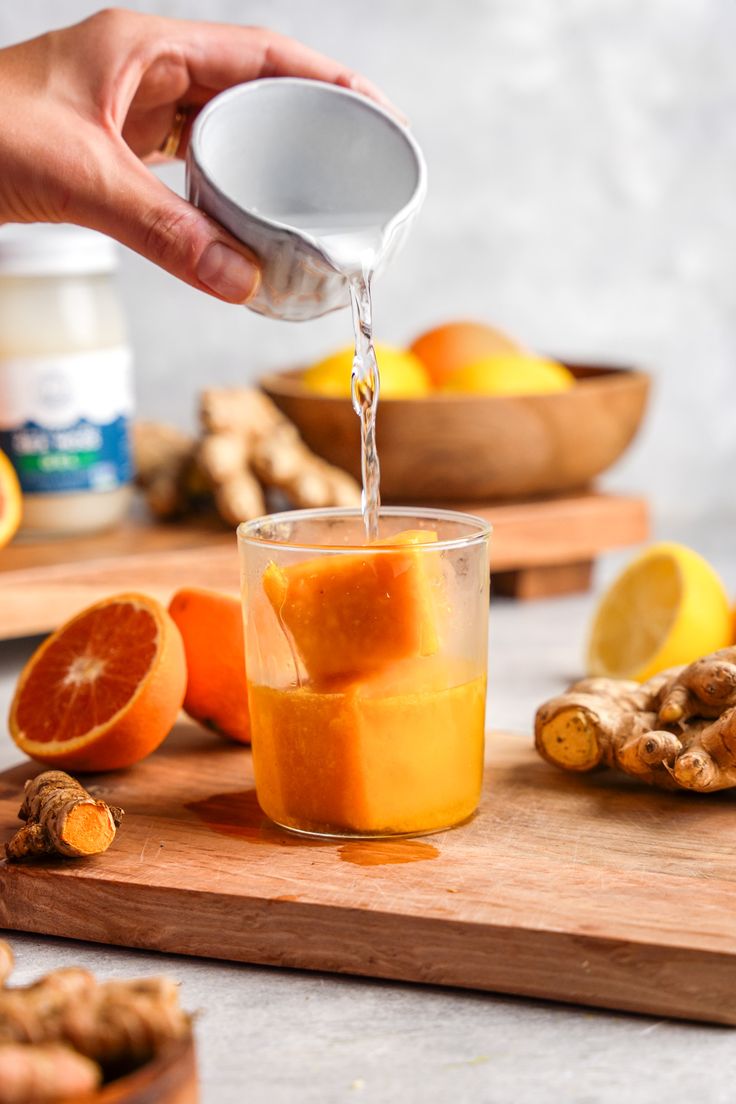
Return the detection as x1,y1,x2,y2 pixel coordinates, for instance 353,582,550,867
587,543,733,682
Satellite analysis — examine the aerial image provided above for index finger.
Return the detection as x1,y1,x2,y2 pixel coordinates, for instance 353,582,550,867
175,22,404,120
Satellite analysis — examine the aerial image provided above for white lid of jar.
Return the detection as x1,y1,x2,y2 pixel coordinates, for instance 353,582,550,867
0,223,119,276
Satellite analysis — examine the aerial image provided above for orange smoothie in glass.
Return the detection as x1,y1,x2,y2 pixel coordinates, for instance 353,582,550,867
238,509,490,838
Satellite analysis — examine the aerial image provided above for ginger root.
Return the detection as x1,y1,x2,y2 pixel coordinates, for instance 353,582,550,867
132,421,198,520
535,648,736,791
133,388,361,526
0,944,191,1102
5,772,124,862
198,386,361,523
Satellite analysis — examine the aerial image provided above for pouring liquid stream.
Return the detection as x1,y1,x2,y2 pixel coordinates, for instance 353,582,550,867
273,214,385,541
348,268,381,542
315,225,384,542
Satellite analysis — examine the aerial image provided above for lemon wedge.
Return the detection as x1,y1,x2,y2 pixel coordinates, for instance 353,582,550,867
587,543,733,681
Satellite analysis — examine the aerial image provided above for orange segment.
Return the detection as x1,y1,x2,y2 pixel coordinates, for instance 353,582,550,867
10,593,186,771
169,587,250,744
0,448,22,548
262,530,441,683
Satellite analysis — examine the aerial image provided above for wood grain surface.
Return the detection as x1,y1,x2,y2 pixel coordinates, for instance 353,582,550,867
0,492,648,638
1,723,734,1025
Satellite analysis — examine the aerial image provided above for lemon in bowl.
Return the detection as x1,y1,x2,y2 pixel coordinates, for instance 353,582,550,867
410,320,522,388
303,343,431,398
441,352,574,395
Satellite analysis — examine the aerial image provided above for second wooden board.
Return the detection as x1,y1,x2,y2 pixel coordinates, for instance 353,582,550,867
0,491,648,638
1,724,734,1025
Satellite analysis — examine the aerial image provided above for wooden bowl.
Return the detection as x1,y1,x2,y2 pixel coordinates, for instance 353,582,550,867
85,1037,198,1104
261,363,650,501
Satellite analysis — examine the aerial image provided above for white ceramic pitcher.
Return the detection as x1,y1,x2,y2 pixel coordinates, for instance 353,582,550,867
187,78,426,321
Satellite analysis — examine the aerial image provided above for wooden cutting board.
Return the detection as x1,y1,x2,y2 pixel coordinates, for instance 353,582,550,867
0,491,648,639
1,723,734,1025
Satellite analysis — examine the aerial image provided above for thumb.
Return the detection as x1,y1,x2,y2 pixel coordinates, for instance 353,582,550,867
83,149,261,304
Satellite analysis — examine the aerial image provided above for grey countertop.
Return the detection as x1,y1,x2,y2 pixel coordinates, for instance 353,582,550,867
1,590,735,1104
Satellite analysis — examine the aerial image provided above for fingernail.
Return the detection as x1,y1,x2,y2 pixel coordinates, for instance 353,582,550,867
197,242,259,303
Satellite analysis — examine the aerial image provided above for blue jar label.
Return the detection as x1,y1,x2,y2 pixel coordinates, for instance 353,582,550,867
0,347,134,495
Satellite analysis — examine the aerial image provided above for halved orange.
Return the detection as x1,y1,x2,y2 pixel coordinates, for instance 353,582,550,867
0,449,22,548
10,593,187,771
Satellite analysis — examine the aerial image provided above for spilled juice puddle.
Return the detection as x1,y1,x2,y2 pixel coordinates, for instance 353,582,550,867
338,840,439,866
186,789,321,848
187,790,440,865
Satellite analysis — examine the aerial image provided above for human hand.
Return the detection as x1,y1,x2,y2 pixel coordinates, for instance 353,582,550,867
0,8,394,303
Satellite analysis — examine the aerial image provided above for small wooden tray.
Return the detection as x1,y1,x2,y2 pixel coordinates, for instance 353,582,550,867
0,491,648,640
1,723,735,1026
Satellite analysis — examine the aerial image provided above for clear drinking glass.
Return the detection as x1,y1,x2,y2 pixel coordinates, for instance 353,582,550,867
238,507,490,839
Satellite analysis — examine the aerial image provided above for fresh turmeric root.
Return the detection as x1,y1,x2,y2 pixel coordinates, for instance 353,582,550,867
0,1043,101,1104
0,944,191,1102
5,772,124,862
0,943,13,988
0,973,189,1064
535,647,736,792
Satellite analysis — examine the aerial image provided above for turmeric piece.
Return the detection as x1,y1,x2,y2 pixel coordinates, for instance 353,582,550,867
0,1043,101,1104
535,648,736,791
0,946,191,1100
0,956,183,1055
0,969,97,1046
5,772,124,862
0,942,13,988
0,975,189,1066
62,977,189,1067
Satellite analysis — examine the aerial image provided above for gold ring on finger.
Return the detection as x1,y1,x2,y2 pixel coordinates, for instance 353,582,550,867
159,104,193,159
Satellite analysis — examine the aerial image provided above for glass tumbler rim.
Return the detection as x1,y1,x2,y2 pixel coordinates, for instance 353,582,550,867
237,505,492,555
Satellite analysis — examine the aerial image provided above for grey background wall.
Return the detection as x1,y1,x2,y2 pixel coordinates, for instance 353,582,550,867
2,0,735,527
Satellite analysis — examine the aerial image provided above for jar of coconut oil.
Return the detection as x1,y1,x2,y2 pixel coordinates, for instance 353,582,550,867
0,224,133,536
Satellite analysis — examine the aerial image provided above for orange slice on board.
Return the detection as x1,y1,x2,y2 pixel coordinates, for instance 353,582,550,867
168,586,250,744
0,449,22,548
10,593,186,771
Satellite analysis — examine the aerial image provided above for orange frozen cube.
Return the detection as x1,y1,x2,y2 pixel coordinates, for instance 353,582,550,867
247,669,486,836
262,530,441,682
